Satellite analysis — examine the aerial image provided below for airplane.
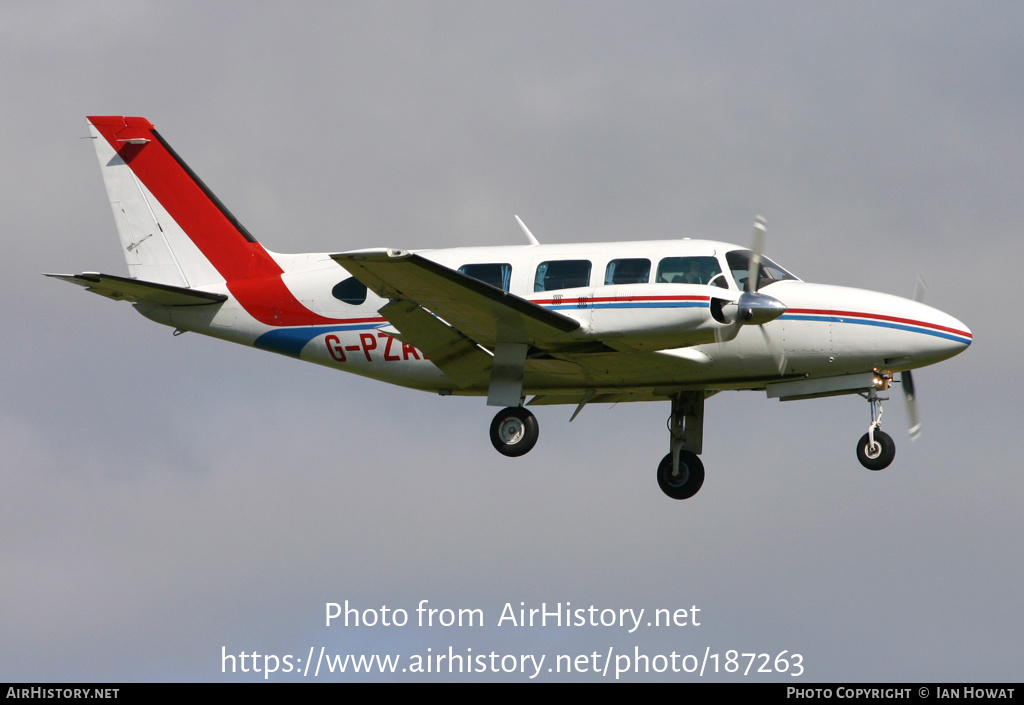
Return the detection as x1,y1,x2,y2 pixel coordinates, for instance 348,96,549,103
48,116,973,500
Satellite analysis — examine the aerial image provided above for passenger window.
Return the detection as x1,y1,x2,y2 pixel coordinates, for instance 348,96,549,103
656,256,727,288
605,258,651,285
534,260,592,292
332,276,368,305
459,263,512,292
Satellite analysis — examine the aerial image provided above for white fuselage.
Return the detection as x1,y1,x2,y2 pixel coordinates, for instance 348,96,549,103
142,238,972,398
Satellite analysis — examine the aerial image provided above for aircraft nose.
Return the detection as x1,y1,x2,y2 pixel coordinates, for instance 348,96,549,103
907,300,972,363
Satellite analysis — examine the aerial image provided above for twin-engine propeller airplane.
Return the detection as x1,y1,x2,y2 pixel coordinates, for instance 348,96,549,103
49,116,972,500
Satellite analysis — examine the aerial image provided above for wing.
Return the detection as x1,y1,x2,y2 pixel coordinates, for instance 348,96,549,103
44,272,227,306
331,249,581,347
331,250,720,402
332,249,592,397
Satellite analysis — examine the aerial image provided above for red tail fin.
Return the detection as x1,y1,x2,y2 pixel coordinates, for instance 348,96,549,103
88,116,339,326
88,116,282,282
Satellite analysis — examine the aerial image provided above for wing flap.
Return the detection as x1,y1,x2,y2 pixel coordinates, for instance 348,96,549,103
44,272,227,306
378,299,491,389
331,249,580,348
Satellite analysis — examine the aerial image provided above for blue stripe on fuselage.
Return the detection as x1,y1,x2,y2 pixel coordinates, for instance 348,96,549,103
255,323,383,358
545,301,708,311
780,313,972,345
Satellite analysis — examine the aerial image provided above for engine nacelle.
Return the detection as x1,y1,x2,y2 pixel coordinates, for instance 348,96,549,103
578,283,729,351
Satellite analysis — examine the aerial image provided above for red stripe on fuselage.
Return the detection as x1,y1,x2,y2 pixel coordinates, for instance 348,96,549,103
788,307,972,340
531,295,710,305
225,277,361,327
89,116,340,327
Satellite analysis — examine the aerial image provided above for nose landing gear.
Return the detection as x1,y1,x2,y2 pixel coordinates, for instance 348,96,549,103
856,386,895,470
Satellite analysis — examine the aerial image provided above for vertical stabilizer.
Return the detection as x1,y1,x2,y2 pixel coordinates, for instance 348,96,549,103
87,116,281,288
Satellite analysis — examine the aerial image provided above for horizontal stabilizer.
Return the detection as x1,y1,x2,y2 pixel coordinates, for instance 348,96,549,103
331,249,580,349
44,272,227,306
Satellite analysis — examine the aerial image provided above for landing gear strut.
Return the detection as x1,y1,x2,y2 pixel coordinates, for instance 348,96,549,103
658,392,706,499
856,386,895,470
489,406,539,457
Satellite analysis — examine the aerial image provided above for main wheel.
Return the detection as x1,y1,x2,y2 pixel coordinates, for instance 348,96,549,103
489,407,539,457
856,430,895,470
657,451,705,500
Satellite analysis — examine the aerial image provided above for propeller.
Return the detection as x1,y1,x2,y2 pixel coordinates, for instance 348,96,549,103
759,322,789,376
902,274,926,440
902,369,921,440
748,216,766,294
713,217,788,374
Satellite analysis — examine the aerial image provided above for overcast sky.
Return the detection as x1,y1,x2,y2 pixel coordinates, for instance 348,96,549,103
2,1,1020,682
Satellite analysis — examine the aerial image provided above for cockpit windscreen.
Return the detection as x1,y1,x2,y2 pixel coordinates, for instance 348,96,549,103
725,250,799,291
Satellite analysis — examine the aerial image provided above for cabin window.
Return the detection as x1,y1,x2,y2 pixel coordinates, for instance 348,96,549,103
725,250,798,291
605,258,651,285
458,262,512,292
534,260,592,292
656,256,727,288
332,277,368,305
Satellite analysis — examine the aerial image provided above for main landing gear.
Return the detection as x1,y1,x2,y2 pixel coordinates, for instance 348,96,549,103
658,392,706,500
856,386,896,470
487,392,710,500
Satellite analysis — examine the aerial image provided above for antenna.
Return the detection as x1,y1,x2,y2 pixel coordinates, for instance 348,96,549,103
514,215,540,246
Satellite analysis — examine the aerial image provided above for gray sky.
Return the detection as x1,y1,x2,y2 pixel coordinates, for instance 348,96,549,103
2,0,1020,682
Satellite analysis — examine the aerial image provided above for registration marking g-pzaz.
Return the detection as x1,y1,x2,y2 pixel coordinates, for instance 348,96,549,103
324,332,426,363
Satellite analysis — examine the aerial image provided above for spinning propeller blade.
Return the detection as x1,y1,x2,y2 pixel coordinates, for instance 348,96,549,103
748,216,766,294
913,274,927,305
759,325,789,376
901,274,926,439
714,216,788,374
903,369,921,440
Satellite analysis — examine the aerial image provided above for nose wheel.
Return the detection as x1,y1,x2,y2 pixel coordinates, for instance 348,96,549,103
489,406,539,457
857,430,895,470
